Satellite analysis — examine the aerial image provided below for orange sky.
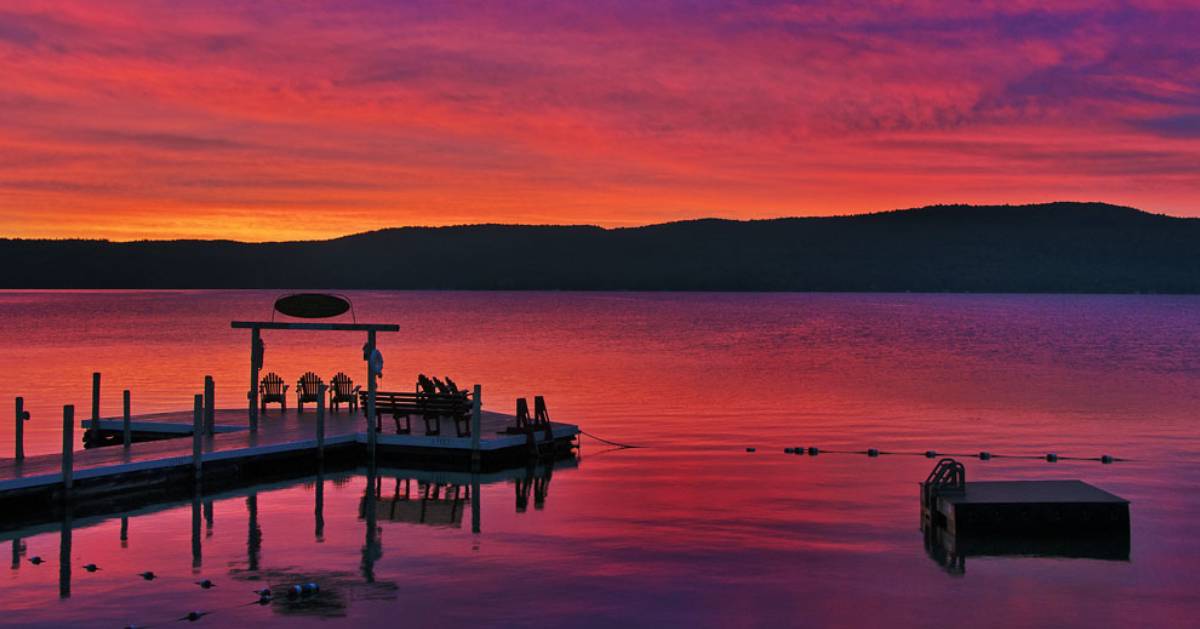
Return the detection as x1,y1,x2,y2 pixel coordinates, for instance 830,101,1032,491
1,1,1199,241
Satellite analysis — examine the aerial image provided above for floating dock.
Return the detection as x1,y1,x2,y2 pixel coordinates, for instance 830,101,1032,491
921,459,1130,537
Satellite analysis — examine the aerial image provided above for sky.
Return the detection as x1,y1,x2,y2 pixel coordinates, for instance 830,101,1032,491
1,0,1198,241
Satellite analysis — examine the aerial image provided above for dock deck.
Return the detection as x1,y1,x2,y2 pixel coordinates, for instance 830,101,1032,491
928,480,1130,536
0,406,578,522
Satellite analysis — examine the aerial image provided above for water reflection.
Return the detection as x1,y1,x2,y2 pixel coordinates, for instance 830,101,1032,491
1,458,570,623
922,523,1131,575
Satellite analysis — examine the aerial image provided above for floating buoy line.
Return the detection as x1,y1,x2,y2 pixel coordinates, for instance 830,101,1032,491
753,446,1123,463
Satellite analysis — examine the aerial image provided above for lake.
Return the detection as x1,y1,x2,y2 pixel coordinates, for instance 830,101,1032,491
1,291,1198,627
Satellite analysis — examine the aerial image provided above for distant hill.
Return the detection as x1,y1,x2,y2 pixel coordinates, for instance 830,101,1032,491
3,202,1199,292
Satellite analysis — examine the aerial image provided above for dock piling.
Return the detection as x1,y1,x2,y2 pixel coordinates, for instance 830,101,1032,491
61,405,74,491
122,390,131,448
366,329,377,467
316,383,327,461
59,511,71,599
470,385,482,466
15,396,29,461
192,394,203,483
249,328,261,432
203,376,215,436
90,372,100,446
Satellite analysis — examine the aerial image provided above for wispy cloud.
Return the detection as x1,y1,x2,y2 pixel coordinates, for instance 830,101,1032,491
0,0,1198,239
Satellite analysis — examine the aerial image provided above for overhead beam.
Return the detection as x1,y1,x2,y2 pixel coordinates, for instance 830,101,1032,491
231,321,399,332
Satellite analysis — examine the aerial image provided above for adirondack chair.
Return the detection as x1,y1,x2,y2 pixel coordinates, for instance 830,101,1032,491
296,371,324,412
259,372,288,412
328,372,360,412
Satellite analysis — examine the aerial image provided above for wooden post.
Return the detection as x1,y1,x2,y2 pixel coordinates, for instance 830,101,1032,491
89,372,100,445
316,383,327,462
192,394,203,483
61,405,74,491
315,466,325,541
15,397,28,461
58,511,71,599
470,385,482,466
203,376,215,436
471,473,481,534
246,494,260,571
191,494,201,569
249,327,261,432
366,330,377,467
122,390,131,448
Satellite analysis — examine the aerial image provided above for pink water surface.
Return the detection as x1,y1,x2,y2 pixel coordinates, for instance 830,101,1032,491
1,291,1198,627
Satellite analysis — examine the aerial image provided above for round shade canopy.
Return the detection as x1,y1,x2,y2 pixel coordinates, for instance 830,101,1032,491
274,293,352,319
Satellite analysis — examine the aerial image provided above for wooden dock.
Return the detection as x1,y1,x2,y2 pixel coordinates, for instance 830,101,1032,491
0,405,578,528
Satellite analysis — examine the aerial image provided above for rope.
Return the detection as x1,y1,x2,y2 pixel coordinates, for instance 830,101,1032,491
770,447,1123,463
578,430,643,449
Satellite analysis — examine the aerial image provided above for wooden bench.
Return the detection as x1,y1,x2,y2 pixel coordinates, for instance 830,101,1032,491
259,372,288,412
360,390,472,437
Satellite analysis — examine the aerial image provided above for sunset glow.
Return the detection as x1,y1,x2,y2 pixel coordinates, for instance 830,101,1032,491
2,1,1199,241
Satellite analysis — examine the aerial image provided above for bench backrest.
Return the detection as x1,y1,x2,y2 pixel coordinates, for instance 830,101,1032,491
297,371,323,396
330,372,355,397
260,372,285,396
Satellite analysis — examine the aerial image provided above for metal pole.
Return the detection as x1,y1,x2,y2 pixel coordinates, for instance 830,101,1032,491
204,376,215,436
15,397,28,461
192,394,203,483
317,383,327,462
90,372,100,445
61,405,74,491
471,385,482,467
122,390,131,448
249,327,260,432
366,330,377,467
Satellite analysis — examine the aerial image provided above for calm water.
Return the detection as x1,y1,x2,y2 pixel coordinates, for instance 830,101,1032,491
1,291,1199,627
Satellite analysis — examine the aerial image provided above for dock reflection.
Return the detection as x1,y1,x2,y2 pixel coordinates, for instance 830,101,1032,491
922,522,1131,575
4,455,574,618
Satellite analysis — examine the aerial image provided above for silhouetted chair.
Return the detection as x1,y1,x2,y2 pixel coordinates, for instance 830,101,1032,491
296,372,323,412
259,372,288,412
329,372,360,412
361,374,472,437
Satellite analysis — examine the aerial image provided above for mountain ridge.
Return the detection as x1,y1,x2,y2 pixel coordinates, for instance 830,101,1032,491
3,202,1198,292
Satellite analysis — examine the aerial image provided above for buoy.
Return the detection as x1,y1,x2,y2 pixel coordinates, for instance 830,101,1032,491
807,447,819,455
1046,453,1058,462
181,611,208,622
924,450,937,458
746,447,756,453
138,571,156,580
256,594,273,606
793,446,803,454
1101,454,1114,464
302,582,320,595
784,448,794,454
29,556,44,565
867,448,879,457
253,588,272,597
288,584,303,599
979,451,991,460
83,563,100,572
196,579,215,589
